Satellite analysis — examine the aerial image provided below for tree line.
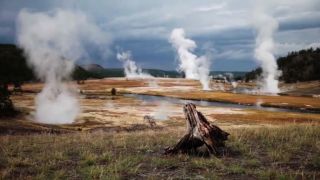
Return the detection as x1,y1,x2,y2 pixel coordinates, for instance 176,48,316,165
0,44,93,116
245,47,320,83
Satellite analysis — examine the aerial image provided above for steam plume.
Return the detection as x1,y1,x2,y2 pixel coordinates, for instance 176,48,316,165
169,28,211,90
152,101,171,120
253,8,280,94
116,50,153,79
225,73,238,88
17,9,109,124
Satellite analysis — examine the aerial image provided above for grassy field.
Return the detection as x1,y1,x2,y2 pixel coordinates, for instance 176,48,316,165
18,79,320,111
129,90,320,112
1,124,319,179
1,79,320,179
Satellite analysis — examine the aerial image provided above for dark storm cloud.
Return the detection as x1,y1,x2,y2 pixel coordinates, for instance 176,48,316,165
279,13,320,31
0,0,319,71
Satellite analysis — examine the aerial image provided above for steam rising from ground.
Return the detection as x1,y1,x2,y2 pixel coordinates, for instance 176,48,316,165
152,101,171,120
225,73,238,89
253,8,281,94
117,51,153,79
169,28,211,90
17,9,109,124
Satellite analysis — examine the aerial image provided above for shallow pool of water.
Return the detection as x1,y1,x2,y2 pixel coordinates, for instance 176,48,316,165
124,93,317,114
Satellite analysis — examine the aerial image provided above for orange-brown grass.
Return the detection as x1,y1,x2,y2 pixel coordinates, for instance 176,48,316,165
17,79,320,111
136,90,320,111
80,79,146,90
211,110,320,124
7,89,320,135
12,78,147,93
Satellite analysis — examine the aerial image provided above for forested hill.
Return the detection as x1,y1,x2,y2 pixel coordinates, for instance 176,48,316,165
81,66,247,79
0,44,94,85
0,44,247,85
0,44,34,85
245,48,320,83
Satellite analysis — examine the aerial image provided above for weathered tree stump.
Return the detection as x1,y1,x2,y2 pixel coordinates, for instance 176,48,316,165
165,103,229,156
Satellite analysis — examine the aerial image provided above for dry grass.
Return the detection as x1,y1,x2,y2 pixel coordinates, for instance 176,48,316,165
14,79,320,111
211,110,320,124
0,124,319,179
2,79,320,179
133,90,320,111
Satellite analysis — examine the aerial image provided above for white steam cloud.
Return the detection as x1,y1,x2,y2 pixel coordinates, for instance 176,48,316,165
152,101,171,120
225,73,238,88
169,28,211,90
116,50,153,79
17,9,110,124
253,7,281,94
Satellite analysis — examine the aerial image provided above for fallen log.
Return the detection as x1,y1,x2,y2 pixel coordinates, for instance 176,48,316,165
165,103,229,156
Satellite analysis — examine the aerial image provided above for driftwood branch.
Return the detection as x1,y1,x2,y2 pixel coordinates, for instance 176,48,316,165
165,103,229,156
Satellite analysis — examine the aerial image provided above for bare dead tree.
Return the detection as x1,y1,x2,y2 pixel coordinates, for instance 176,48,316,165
165,103,229,156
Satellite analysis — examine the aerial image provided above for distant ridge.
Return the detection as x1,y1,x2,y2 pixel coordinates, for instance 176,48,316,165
0,42,248,83
82,64,105,72
80,64,247,78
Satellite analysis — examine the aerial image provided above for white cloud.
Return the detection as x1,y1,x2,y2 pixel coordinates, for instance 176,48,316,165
193,2,227,12
1,0,319,40
275,42,320,56
215,49,252,60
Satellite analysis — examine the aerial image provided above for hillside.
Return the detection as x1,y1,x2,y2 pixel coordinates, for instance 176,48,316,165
80,65,182,78
82,64,105,72
245,48,320,83
81,64,247,79
0,44,247,82
0,44,99,84
0,44,34,85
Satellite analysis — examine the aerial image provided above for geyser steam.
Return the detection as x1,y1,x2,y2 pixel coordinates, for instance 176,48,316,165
169,28,211,90
17,9,109,124
225,73,237,89
152,101,171,120
253,9,280,94
116,50,153,79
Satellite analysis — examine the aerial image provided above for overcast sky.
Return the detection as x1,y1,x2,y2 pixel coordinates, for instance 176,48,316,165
0,0,319,71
